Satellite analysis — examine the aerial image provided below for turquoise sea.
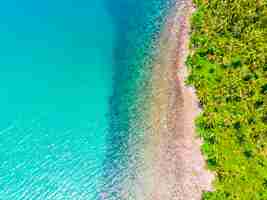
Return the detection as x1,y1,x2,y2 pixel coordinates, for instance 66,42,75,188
0,0,174,199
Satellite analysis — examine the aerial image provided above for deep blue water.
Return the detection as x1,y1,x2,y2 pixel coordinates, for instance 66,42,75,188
0,0,173,199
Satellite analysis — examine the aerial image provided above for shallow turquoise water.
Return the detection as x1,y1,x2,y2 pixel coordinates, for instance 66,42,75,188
0,1,114,199
0,0,173,199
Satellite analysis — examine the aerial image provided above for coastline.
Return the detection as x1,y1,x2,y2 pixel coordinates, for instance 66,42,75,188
128,0,214,199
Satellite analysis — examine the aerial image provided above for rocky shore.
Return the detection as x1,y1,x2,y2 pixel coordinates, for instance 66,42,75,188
131,1,214,199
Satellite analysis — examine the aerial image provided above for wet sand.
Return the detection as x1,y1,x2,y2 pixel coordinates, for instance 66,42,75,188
130,1,214,199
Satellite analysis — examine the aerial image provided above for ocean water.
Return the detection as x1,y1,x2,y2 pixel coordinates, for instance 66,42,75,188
0,0,173,199
103,1,174,198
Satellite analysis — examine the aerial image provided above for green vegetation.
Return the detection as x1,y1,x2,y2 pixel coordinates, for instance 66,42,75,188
186,0,267,199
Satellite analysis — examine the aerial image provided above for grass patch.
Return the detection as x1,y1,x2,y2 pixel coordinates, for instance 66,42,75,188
187,0,267,199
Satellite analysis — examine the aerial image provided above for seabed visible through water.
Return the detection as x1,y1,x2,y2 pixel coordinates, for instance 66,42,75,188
0,0,213,199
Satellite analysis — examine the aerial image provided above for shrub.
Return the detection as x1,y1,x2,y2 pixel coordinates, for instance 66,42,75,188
187,0,267,199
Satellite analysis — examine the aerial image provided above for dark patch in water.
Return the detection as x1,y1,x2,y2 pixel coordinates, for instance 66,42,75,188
100,0,175,198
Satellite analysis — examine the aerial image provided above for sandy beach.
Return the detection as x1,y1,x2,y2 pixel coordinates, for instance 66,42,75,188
128,1,214,199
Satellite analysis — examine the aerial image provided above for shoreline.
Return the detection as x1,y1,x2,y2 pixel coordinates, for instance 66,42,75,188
129,1,214,199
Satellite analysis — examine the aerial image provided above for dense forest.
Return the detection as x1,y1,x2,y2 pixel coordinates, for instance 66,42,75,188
186,0,267,199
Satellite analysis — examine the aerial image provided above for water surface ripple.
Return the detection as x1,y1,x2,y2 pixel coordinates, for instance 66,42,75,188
0,0,175,199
